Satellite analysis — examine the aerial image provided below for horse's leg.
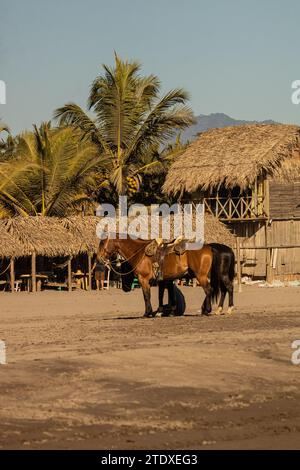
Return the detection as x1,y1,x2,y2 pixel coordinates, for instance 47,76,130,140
157,281,176,317
158,282,164,309
201,293,209,315
139,275,153,318
197,278,212,315
187,247,213,316
168,282,177,316
156,281,165,317
203,284,212,315
221,275,234,315
215,285,226,315
142,286,153,317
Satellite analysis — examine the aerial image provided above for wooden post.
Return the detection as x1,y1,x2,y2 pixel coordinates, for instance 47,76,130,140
88,254,92,291
236,237,242,293
267,250,273,284
254,177,258,216
266,248,274,284
264,179,270,218
265,221,273,284
31,251,36,293
68,257,72,292
10,258,15,293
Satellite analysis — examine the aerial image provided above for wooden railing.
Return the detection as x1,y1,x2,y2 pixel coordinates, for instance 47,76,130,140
202,195,267,221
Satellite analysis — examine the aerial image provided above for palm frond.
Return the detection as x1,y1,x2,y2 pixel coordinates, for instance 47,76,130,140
0,122,10,135
54,55,194,198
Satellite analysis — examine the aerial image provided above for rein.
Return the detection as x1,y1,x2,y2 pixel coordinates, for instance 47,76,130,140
98,244,147,277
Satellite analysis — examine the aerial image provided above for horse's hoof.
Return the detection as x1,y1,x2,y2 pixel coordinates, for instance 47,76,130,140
227,307,234,315
214,307,223,316
155,311,163,318
143,312,154,318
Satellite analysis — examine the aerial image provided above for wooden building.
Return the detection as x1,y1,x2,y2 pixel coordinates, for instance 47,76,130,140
163,124,300,281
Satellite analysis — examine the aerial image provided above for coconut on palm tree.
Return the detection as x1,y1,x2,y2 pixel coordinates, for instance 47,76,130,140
54,54,195,200
0,122,101,217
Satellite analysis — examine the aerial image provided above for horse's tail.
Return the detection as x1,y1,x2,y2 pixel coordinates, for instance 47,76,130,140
210,248,221,304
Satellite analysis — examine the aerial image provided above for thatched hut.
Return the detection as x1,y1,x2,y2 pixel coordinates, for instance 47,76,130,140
0,214,234,292
164,124,300,281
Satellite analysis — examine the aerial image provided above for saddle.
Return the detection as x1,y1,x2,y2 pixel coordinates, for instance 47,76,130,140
145,237,187,258
145,237,187,281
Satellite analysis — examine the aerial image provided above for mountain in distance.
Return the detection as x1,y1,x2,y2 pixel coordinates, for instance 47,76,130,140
180,112,277,143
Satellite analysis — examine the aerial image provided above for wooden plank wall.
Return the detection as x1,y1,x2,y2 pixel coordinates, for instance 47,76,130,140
230,220,300,280
268,220,300,279
231,221,266,277
269,182,300,218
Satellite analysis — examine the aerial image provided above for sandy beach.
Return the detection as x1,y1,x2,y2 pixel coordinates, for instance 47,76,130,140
0,285,300,449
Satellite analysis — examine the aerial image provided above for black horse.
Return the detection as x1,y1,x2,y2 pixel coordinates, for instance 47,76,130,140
209,243,235,315
157,243,235,316
156,243,235,316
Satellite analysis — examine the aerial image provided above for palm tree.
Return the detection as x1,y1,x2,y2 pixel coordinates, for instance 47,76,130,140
0,122,101,217
54,54,195,198
0,121,11,160
0,129,20,163
131,133,189,205
0,121,9,135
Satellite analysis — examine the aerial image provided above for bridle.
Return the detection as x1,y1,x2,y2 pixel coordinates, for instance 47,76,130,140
97,238,147,277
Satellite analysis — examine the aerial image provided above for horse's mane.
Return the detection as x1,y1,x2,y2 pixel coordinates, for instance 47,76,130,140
106,234,152,245
125,237,152,245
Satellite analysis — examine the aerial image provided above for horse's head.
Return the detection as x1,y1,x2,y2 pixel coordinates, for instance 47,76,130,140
97,236,117,263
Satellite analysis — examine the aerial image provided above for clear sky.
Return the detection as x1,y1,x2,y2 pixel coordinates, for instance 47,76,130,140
1,0,300,134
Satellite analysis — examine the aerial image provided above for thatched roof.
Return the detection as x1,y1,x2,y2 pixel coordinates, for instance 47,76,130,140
3,217,76,257
163,124,300,194
202,213,235,247
0,217,97,258
0,213,235,258
0,220,25,258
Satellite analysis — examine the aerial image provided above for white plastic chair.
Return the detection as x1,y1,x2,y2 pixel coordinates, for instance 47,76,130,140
14,280,21,292
103,268,110,290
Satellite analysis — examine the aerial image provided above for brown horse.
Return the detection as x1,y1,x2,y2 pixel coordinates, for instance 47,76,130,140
97,235,213,317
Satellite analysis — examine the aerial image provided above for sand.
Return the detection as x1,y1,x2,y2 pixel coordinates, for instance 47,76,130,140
0,285,300,450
